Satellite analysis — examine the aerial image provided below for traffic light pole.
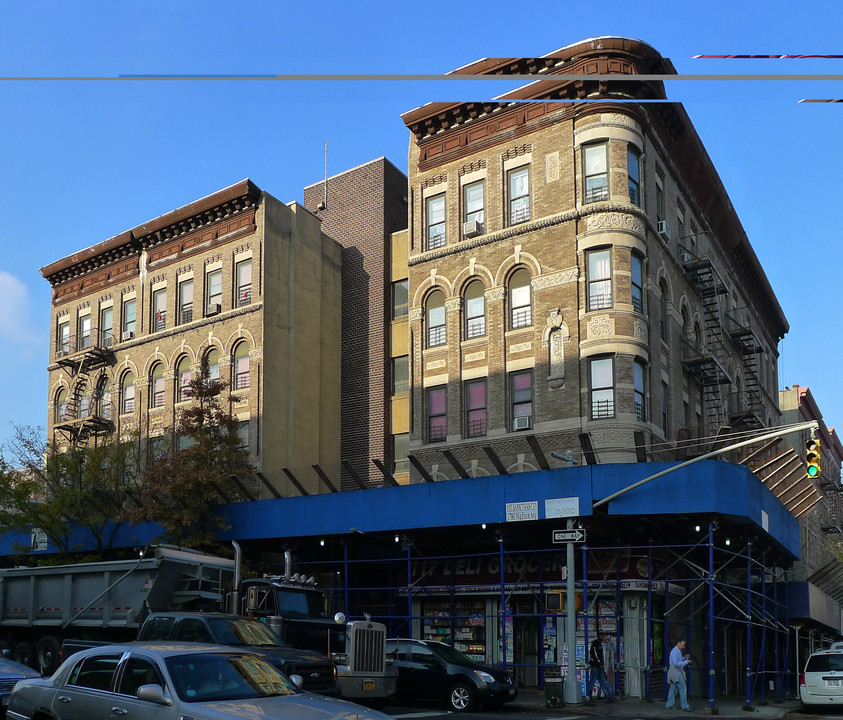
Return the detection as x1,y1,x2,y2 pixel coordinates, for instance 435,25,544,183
593,420,820,510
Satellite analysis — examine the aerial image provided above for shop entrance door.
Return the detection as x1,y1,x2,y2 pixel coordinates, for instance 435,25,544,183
513,598,539,687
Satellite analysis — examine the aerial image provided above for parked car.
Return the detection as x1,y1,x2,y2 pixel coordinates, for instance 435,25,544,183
385,638,516,712
0,657,40,718
801,646,843,708
7,642,391,720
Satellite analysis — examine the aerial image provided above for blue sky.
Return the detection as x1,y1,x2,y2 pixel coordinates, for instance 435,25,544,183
1,1,841,449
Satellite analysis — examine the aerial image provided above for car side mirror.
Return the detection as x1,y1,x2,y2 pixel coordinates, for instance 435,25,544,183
137,684,172,706
290,674,304,688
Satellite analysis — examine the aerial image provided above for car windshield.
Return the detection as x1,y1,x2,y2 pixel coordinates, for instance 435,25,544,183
206,617,284,647
430,643,480,667
806,654,843,672
165,653,299,703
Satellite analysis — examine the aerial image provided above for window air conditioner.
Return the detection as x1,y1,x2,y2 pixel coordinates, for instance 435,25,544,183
55,350,68,358
206,303,222,316
513,416,531,431
121,331,135,341
657,220,671,242
463,220,484,238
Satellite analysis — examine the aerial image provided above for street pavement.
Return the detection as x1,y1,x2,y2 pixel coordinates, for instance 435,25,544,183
502,689,803,719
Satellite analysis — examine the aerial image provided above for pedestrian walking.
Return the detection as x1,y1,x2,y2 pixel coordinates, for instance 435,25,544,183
586,632,614,702
666,638,692,711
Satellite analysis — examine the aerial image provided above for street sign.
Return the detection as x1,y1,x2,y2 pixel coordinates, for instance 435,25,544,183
552,528,586,544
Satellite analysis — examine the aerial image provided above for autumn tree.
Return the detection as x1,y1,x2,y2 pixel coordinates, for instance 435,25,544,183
125,359,255,549
0,425,142,559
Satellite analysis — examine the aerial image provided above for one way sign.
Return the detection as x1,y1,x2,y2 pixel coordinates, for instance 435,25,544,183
552,528,586,544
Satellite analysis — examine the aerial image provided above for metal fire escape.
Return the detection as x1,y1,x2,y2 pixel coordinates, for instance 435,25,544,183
680,245,732,432
54,328,115,444
725,312,765,430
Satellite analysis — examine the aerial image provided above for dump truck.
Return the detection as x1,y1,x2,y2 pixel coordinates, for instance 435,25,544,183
0,543,395,702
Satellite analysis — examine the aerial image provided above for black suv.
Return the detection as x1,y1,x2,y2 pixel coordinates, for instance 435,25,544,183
386,638,517,712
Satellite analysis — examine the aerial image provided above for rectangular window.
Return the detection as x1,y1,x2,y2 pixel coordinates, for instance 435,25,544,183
677,216,685,248
465,379,487,438
237,420,250,450
391,280,408,319
465,290,486,338
122,298,136,338
584,144,609,203
634,361,646,421
393,433,409,475
57,319,70,355
463,181,485,227
510,370,533,430
151,288,166,333
426,194,446,250
100,306,113,347
508,166,530,224
123,383,135,414
590,357,615,419
178,278,193,324
206,269,222,314
427,387,447,443
656,183,664,224
78,314,91,349
236,259,252,307
628,146,641,207
152,375,165,408
631,254,643,314
587,249,612,311
392,356,409,395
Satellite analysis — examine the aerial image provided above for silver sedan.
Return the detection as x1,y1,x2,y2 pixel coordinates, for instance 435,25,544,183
8,642,392,720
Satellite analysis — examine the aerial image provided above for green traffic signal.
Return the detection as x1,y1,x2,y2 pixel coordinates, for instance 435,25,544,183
806,438,822,479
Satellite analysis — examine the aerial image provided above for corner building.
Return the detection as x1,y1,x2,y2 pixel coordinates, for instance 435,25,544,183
401,38,787,477
41,180,342,497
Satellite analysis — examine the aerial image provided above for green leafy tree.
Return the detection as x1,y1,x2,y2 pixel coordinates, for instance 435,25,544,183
126,359,255,549
0,425,142,559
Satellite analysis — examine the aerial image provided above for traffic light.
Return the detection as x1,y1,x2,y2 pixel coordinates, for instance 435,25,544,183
806,437,822,479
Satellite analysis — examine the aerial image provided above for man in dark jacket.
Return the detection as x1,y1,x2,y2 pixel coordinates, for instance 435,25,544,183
587,632,614,702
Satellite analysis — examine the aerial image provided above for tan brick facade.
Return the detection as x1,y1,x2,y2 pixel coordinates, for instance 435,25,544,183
43,181,342,498
400,39,789,481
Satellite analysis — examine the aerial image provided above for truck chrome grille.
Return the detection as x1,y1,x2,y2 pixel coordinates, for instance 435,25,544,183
350,622,385,674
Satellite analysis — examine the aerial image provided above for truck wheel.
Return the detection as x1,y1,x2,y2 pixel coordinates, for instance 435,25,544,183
13,640,37,669
37,635,62,674
447,682,476,712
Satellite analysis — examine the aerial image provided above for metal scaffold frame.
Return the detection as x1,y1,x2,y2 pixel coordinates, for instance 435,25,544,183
268,522,793,711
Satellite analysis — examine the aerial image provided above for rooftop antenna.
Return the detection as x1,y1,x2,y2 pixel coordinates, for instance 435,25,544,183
317,141,327,211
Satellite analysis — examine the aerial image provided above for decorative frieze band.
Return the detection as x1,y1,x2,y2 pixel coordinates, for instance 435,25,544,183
458,160,486,175
421,174,447,189
587,212,646,236
532,269,578,291
426,359,447,371
509,342,532,354
464,351,486,363
587,315,615,339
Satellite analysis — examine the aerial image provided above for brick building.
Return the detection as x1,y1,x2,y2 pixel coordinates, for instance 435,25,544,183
399,37,788,479
41,180,343,497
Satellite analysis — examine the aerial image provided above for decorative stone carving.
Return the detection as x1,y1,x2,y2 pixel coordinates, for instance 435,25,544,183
545,151,560,183
655,161,665,181
426,359,447,370
502,144,531,160
485,287,506,302
610,113,632,126
409,307,423,321
248,347,263,360
532,269,578,291
587,315,615,339
458,159,486,175
464,351,486,363
421,174,447,189
509,342,532,354
634,319,648,343
587,213,646,236
445,297,462,312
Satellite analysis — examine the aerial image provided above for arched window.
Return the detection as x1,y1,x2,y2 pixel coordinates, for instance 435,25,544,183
659,281,669,343
206,349,220,384
681,307,689,344
234,344,250,390
121,372,135,414
464,281,485,339
150,363,165,408
97,377,112,420
426,290,446,348
176,357,192,403
509,269,531,329
55,388,68,423
693,320,703,351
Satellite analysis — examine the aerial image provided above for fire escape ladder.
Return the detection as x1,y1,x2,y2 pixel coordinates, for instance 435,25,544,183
726,311,765,429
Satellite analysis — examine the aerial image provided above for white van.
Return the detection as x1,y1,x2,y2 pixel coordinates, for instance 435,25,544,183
801,647,843,708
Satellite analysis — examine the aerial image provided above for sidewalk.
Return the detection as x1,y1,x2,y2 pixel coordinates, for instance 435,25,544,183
509,689,801,719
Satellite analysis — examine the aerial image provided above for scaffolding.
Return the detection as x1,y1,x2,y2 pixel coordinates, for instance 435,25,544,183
264,521,798,711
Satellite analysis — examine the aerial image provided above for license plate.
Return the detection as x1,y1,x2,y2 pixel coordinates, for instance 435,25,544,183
827,680,841,687
363,681,375,691
509,688,515,696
